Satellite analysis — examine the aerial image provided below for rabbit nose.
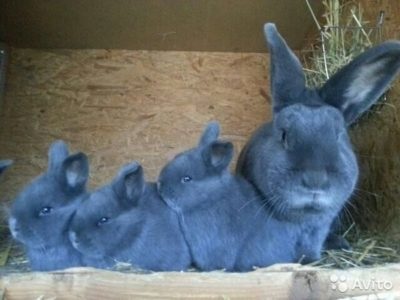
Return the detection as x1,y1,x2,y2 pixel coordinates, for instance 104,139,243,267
301,170,329,190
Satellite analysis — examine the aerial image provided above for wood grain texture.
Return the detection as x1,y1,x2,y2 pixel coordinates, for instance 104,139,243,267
1,264,400,299
0,49,270,201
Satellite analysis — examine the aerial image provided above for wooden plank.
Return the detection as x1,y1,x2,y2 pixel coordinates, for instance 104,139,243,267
1,264,400,299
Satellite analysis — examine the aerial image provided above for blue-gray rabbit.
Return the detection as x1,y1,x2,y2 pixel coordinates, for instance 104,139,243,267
236,23,400,262
8,141,89,271
68,162,191,271
0,160,12,175
158,122,303,271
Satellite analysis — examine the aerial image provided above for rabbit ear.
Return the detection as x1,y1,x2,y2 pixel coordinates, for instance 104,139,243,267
319,41,400,124
48,140,69,172
0,160,12,175
198,121,220,146
264,23,306,111
61,152,89,192
202,141,233,172
113,162,145,205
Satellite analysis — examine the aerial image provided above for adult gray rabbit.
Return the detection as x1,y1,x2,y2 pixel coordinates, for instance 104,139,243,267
68,162,191,271
157,122,304,271
8,141,89,271
236,23,400,262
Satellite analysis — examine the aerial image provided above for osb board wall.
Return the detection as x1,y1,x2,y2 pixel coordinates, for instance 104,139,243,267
0,49,270,200
0,0,322,52
346,0,400,238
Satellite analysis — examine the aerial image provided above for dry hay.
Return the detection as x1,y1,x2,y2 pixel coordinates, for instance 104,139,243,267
347,0,400,244
302,0,400,245
350,84,400,239
297,0,400,266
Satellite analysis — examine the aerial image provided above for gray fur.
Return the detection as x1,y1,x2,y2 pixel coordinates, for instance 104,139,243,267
158,122,306,271
69,162,191,271
236,23,400,260
8,140,88,271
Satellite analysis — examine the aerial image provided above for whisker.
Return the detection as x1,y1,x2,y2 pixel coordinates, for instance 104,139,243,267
255,198,271,217
238,196,262,211
354,188,382,198
262,196,283,223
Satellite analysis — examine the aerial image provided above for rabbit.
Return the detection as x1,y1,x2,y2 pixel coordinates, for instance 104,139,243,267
8,140,89,271
157,121,304,271
68,162,191,271
0,160,12,175
236,23,400,262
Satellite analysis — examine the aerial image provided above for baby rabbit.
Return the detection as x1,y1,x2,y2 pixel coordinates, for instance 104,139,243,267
0,160,12,175
157,122,302,271
69,162,191,271
9,141,89,271
236,23,400,262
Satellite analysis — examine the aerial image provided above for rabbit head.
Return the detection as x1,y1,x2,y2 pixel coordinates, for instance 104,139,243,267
69,162,145,258
238,23,400,222
157,121,234,211
9,140,89,249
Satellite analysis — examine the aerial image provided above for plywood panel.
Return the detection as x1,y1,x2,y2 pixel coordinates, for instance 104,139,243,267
0,49,270,200
0,0,322,52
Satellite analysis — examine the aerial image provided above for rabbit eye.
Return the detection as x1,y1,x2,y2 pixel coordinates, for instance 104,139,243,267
181,175,192,183
38,206,53,216
97,217,109,226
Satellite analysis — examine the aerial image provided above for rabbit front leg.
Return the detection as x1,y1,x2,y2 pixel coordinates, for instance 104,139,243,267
296,222,331,264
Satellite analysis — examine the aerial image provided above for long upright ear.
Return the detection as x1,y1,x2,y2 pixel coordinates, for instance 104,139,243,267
264,23,306,111
319,41,400,124
202,141,233,173
61,152,89,192
198,121,220,146
112,162,145,206
48,140,69,172
0,160,12,175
